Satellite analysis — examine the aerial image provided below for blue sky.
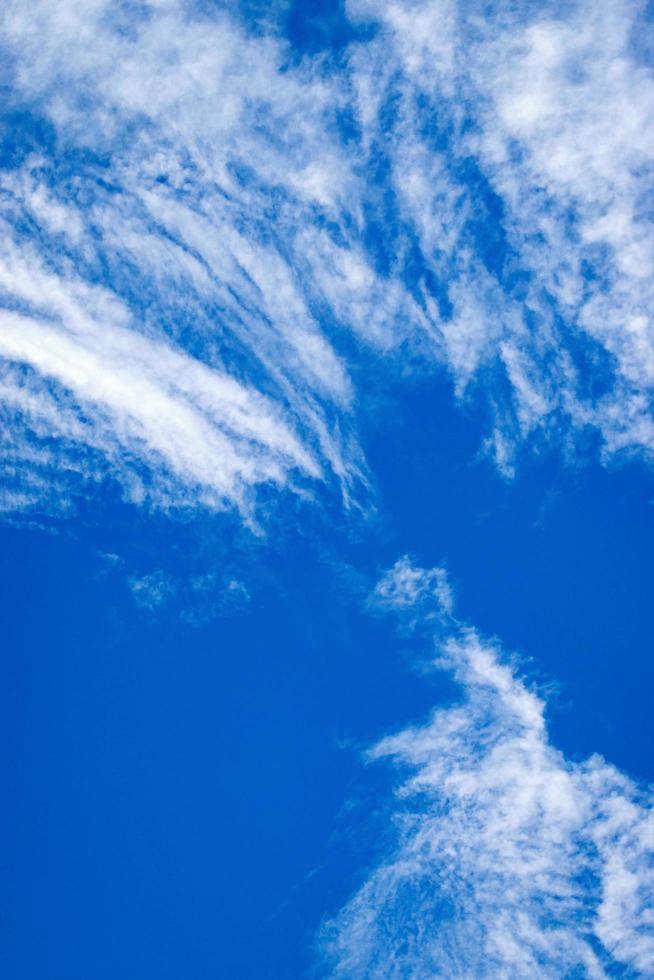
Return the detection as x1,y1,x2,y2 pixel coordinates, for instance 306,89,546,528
1,1,653,977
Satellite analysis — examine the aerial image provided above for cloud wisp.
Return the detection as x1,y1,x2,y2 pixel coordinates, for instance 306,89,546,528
1,0,653,520
322,558,654,979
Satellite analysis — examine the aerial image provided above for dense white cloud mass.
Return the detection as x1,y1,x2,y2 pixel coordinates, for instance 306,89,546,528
0,0,653,510
322,558,654,979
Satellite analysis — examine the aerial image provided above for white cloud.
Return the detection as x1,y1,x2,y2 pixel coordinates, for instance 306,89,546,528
371,555,454,619
0,275,321,517
1,0,654,522
345,0,654,469
0,0,366,520
322,560,654,978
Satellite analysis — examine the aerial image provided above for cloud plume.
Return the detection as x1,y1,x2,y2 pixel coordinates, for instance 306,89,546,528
322,558,654,978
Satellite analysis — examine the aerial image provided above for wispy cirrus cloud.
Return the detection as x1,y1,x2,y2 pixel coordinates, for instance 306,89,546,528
1,5,652,973
345,0,654,472
1,0,653,521
0,0,366,520
321,558,654,978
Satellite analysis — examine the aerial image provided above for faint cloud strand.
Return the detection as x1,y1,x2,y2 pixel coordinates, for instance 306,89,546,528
128,569,176,611
127,566,250,624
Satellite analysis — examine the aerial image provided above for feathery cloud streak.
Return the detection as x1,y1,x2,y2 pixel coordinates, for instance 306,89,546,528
322,558,654,978
1,0,653,518
0,1,364,518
